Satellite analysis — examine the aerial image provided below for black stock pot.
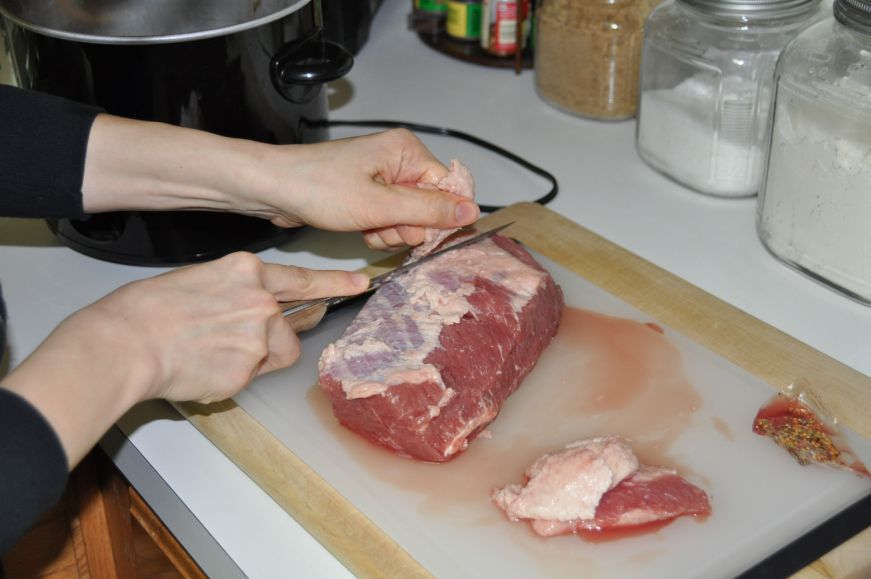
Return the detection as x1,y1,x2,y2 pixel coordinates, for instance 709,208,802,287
0,0,353,265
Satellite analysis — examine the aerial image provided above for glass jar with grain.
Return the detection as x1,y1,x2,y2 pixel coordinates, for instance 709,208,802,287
534,0,660,121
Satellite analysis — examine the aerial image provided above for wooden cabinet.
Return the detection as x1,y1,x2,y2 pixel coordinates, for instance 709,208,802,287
2,448,205,579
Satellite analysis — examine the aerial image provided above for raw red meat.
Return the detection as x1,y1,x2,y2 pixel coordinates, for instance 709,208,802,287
589,467,711,530
318,234,564,462
493,437,711,539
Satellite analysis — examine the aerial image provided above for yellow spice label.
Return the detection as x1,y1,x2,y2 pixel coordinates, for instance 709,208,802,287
447,2,482,39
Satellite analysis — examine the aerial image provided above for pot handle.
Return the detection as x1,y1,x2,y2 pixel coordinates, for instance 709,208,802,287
270,31,354,104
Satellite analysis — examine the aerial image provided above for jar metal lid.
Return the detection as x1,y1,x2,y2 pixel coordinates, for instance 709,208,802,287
679,0,820,16
835,0,871,32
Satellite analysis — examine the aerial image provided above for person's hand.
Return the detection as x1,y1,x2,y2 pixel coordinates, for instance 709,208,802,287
0,252,368,467
86,252,368,403
82,120,480,251
250,128,480,250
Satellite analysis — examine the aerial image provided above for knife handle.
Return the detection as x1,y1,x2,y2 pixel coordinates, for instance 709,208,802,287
280,301,328,333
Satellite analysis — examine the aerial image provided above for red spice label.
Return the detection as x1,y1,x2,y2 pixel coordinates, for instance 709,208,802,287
482,0,527,56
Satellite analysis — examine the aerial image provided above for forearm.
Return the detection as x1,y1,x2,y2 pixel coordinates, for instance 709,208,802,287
81,114,285,216
81,119,478,236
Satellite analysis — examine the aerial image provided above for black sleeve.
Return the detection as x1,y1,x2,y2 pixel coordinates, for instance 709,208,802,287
0,84,102,219
0,388,69,556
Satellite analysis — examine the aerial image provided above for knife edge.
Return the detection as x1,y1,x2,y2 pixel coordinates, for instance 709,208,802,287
280,222,513,320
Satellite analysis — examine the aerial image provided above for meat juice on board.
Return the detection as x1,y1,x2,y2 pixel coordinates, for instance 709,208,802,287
308,306,712,540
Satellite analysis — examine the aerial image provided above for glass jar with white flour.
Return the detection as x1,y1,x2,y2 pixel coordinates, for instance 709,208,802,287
758,0,871,305
636,0,825,197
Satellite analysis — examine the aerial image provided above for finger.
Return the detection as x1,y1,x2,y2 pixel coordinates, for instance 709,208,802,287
256,312,302,376
362,230,391,251
261,264,369,302
395,224,426,246
376,128,451,186
366,186,479,231
369,227,405,249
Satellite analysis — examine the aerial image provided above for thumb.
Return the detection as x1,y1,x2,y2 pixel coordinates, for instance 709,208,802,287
372,185,479,230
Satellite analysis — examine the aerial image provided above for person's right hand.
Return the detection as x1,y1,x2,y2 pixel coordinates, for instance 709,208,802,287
83,251,369,403
0,252,368,467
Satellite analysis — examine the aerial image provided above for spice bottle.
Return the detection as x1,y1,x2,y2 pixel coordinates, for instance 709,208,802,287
757,0,871,305
534,0,659,121
636,0,825,197
481,0,530,56
447,0,483,41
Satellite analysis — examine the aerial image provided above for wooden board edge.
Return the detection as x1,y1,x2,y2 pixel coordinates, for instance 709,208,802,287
172,399,433,579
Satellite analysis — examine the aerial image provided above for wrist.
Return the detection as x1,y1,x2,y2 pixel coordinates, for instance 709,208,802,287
0,307,158,467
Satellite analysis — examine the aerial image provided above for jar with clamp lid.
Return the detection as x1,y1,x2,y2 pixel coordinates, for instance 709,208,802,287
534,0,659,120
636,0,825,197
757,0,871,305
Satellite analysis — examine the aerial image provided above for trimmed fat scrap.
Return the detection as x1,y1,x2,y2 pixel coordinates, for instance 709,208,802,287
318,234,564,462
492,436,712,538
492,436,639,523
411,159,476,259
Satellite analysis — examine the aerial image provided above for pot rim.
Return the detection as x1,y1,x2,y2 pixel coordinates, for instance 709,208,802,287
0,0,313,45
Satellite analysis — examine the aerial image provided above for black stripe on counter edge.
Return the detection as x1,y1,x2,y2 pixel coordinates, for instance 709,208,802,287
736,489,871,579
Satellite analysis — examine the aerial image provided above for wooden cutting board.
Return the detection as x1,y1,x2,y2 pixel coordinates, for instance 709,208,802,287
176,202,871,578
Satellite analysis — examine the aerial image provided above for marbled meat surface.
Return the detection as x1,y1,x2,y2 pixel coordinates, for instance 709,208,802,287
318,235,564,462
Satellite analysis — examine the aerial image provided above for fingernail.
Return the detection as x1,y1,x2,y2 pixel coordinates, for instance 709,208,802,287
350,272,370,288
455,201,479,224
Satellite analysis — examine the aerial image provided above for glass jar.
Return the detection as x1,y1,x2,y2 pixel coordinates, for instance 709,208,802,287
636,0,825,197
758,0,871,305
534,0,660,121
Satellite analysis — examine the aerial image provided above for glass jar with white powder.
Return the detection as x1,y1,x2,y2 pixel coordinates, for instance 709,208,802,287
636,0,825,197
758,0,871,305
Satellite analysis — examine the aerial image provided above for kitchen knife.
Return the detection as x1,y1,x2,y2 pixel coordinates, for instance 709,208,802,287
281,222,514,332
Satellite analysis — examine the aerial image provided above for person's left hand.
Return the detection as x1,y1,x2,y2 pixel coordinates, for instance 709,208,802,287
238,128,480,250
83,119,479,250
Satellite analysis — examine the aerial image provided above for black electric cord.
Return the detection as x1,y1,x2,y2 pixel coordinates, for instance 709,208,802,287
308,119,559,213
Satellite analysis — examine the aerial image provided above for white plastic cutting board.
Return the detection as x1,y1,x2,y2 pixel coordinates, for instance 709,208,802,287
233,251,871,579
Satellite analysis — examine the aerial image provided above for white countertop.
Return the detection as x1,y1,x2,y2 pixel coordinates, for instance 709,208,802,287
1,0,868,576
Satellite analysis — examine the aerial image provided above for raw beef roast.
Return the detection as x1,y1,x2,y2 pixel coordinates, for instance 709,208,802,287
493,436,711,538
318,234,564,462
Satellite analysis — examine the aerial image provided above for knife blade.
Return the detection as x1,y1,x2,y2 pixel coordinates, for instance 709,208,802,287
280,222,513,329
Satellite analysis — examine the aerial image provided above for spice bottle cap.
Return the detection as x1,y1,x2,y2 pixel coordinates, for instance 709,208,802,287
680,0,820,17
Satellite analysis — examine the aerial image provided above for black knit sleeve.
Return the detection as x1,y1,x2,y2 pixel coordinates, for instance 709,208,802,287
0,84,102,218
0,388,69,555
